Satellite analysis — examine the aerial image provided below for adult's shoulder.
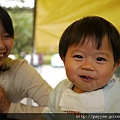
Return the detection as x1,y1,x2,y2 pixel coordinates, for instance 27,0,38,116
11,58,27,66
9,58,36,74
11,58,32,68
0,57,28,71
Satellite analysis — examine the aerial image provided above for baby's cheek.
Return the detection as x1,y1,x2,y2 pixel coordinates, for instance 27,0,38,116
99,70,112,83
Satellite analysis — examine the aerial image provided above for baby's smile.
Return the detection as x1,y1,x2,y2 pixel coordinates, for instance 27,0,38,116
80,75,93,81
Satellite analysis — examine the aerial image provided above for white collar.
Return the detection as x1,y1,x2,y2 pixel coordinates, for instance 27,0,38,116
59,88,104,113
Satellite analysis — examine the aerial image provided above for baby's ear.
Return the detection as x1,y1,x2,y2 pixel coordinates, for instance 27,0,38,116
114,61,120,71
61,57,65,63
117,60,120,67
113,62,120,77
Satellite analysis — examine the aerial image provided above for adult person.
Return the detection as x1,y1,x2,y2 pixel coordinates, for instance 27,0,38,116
42,16,120,119
0,6,52,119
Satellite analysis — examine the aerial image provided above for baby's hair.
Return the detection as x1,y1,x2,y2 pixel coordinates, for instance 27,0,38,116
59,16,120,63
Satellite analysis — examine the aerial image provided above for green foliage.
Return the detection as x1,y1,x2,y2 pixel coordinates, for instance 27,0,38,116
8,9,34,58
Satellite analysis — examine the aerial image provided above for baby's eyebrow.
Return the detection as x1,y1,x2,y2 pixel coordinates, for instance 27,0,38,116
95,52,109,57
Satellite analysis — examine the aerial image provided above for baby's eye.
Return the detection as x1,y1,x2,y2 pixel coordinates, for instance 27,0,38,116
73,55,83,58
96,57,106,61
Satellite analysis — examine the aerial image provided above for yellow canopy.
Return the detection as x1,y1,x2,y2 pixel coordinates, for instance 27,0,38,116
34,0,120,54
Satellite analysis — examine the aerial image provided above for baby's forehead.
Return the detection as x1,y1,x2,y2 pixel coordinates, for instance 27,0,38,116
73,35,111,49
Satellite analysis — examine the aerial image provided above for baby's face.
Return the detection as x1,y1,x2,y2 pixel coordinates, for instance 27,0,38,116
62,35,119,93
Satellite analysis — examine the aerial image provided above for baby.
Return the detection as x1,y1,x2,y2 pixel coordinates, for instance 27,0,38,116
42,16,120,119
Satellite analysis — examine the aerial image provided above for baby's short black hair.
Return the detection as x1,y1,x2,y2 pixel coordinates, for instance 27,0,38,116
59,16,120,63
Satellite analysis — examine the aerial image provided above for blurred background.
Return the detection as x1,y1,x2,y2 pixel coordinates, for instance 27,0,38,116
0,0,120,89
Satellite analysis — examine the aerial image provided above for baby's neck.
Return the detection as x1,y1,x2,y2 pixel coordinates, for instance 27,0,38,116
72,85,85,94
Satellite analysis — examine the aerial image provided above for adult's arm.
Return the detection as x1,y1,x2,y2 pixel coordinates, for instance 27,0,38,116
7,60,52,114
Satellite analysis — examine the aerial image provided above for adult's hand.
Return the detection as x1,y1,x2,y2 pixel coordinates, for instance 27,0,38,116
0,86,10,113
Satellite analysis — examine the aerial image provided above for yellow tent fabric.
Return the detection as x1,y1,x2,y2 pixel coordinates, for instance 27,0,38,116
34,0,120,54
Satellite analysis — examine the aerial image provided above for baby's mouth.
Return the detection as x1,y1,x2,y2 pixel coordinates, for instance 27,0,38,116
80,75,93,81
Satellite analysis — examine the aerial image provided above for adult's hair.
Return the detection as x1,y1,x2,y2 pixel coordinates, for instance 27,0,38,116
59,16,120,63
0,6,14,38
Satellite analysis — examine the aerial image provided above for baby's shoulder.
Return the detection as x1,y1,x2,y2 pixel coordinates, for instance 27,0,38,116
54,79,72,92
